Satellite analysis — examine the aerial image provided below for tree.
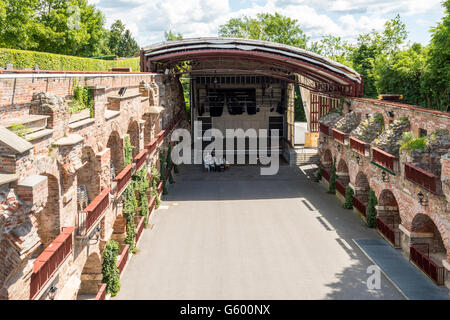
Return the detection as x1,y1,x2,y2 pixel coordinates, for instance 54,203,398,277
102,240,120,296
343,186,354,209
164,30,183,41
426,0,450,110
309,35,353,67
108,20,125,56
117,29,140,57
0,0,109,57
349,15,408,98
219,12,309,48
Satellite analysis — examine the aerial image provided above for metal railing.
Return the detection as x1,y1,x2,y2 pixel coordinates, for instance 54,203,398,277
95,283,107,300
146,137,158,156
404,162,441,194
376,217,401,248
133,149,148,172
353,195,367,217
113,164,133,196
336,179,346,196
117,245,130,275
332,128,346,144
372,147,398,172
135,217,145,244
30,227,75,299
319,123,331,136
349,136,368,156
410,244,445,285
78,188,110,236
321,168,330,181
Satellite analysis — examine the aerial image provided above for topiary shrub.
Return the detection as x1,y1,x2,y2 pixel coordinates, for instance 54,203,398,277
343,186,354,209
328,158,337,194
366,189,378,228
102,240,121,296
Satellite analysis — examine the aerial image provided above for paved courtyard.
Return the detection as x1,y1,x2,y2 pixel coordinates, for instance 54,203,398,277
115,164,404,300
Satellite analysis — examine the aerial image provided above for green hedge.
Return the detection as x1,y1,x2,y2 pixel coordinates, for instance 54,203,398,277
0,48,140,72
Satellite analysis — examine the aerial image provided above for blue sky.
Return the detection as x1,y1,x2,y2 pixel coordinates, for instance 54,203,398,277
89,0,446,47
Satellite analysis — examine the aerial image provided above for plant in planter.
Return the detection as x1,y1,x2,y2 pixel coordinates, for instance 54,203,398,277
366,189,378,228
343,186,354,209
315,163,323,182
150,164,161,210
124,135,134,166
102,240,121,296
123,182,138,250
328,157,337,194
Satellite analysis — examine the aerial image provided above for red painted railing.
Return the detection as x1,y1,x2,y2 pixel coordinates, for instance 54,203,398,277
30,227,75,299
321,168,330,181
336,179,346,196
353,196,367,217
156,130,165,145
319,123,331,136
372,147,397,172
133,149,148,172
135,217,145,244
332,128,346,144
350,136,368,156
146,137,158,156
376,217,400,247
404,162,441,194
157,181,163,195
79,188,110,235
95,283,107,300
113,164,133,195
117,245,130,275
149,196,156,214
410,245,445,285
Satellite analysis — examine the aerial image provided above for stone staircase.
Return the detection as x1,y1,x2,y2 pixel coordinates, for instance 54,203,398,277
0,114,53,142
286,146,319,166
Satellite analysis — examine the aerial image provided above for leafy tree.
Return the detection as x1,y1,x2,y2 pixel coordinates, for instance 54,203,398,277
309,35,353,67
219,12,309,48
117,29,140,58
164,30,183,41
426,0,450,110
108,20,125,56
0,0,109,57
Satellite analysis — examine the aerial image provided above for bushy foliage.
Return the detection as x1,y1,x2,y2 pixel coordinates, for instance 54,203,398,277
400,136,428,153
69,79,93,115
344,186,354,209
0,48,139,71
102,240,120,296
366,190,378,228
123,135,134,166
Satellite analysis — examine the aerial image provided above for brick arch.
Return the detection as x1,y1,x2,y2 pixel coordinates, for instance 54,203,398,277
411,213,448,256
107,130,124,177
354,171,370,202
127,120,140,158
337,158,349,186
36,174,61,248
77,146,101,208
322,149,333,169
377,189,402,228
77,252,102,297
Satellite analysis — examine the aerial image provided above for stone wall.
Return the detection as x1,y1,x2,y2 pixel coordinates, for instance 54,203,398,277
318,97,450,281
0,71,185,299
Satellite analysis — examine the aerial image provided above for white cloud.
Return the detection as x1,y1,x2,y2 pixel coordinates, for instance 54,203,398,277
89,0,444,46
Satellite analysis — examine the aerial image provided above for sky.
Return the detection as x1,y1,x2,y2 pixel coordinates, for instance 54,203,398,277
89,0,446,47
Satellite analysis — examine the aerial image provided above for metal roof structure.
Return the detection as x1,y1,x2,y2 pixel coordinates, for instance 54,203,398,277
141,37,363,97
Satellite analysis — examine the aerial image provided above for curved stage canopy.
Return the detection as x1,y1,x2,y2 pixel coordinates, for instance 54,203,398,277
141,37,363,97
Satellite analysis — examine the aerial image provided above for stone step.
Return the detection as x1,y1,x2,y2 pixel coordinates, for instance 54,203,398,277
25,128,54,142
0,114,49,133
69,108,91,124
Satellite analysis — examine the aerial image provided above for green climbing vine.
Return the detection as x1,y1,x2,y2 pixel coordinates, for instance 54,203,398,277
101,240,121,296
122,183,137,250
314,163,323,183
343,186,354,209
124,135,134,166
366,189,378,228
150,164,161,211
69,79,94,117
135,165,150,226
328,157,337,194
